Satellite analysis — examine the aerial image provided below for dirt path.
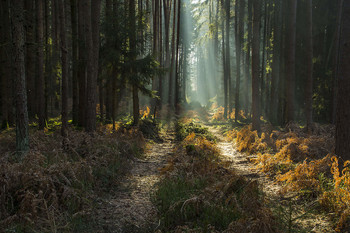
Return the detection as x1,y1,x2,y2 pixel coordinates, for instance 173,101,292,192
93,130,175,233
208,126,280,199
208,125,335,233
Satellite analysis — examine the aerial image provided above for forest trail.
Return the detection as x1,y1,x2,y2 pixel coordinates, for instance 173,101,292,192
207,125,335,233
93,129,175,233
207,126,280,199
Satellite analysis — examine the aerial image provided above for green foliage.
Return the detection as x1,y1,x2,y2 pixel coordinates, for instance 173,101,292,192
153,176,241,231
175,121,216,142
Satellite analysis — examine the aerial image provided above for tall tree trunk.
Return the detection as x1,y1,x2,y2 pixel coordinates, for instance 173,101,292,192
336,0,350,161
36,0,45,129
225,0,232,117
129,0,139,125
25,0,36,119
221,0,228,119
174,0,181,114
305,0,313,131
11,0,29,156
235,0,245,122
163,0,171,106
71,0,79,124
285,0,297,123
244,0,252,117
260,0,267,117
78,0,86,127
269,0,281,125
58,0,68,137
332,0,344,124
152,0,159,114
0,0,11,128
85,0,101,132
251,0,261,131
169,0,177,110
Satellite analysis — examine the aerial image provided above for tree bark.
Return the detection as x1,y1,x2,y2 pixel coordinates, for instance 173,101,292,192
24,0,36,119
0,0,11,128
305,0,314,131
174,0,181,114
336,0,350,161
11,0,29,156
332,0,344,124
235,0,244,122
78,0,86,127
36,0,45,129
58,0,68,137
225,0,232,117
251,0,261,132
244,0,252,117
84,0,101,132
71,0,79,124
269,0,282,125
285,0,297,123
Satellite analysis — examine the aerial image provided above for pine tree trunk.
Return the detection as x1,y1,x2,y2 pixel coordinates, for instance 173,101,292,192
305,0,313,131
12,0,29,156
25,0,36,119
235,0,244,122
175,0,181,114
251,0,261,132
332,0,344,124
78,0,86,127
169,0,177,110
36,0,45,129
71,0,79,124
244,0,252,117
58,0,68,137
129,0,139,125
270,0,282,125
285,0,297,123
336,0,350,161
225,0,232,117
0,0,11,128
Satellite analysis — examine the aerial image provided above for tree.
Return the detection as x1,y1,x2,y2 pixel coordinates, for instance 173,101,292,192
11,0,29,156
225,0,232,117
24,0,36,118
285,0,297,123
78,0,86,127
58,0,68,137
85,0,101,132
305,0,313,131
36,0,45,129
269,0,282,125
129,0,139,125
71,0,79,124
175,0,181,114
235,0,245,122
251,0,261,131
336,0,350,161
0,0,12,128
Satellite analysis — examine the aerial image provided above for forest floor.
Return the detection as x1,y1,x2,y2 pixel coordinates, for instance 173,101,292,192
92,122,335,232
207,125,335,233
92,126,175,233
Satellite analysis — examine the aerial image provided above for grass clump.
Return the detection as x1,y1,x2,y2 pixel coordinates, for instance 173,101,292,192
175,120,216,142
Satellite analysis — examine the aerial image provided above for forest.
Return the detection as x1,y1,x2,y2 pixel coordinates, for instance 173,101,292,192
0,0,350,232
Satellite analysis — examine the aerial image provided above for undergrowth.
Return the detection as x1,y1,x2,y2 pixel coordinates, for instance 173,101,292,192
153,121,278,232
0,123,146,232
226,122,350,231
175,120,216,142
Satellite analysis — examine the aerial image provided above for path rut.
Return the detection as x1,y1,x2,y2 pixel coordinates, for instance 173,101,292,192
93,130,175,233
